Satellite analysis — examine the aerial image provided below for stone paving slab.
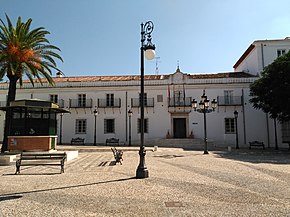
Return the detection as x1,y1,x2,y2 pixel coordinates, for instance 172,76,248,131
0,148,290,216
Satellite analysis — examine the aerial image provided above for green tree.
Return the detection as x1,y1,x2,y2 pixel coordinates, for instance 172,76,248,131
0,15,63,152
250,51,290,122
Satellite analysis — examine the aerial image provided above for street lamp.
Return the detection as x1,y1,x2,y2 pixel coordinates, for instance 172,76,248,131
234,110,239,149
128,109,133,146
136,21,156,179
93,108,98,146
191,91,217,154
59,113,64,145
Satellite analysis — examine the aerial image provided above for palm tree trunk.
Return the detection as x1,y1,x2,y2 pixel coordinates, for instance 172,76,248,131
1,77,18,153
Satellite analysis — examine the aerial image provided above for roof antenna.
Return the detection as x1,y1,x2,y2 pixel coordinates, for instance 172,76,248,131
155,56,160,75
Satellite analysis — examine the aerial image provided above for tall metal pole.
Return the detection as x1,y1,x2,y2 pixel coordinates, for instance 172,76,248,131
274,118,278,150
93,114,97,146
60,113,63,145
203,110,208,154
136,21,153,179
235,115,239,149
129,114,132,146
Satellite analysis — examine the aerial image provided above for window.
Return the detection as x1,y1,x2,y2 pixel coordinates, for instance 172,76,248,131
282,121,290,142
104,119,115,134
50,94,58,103
157,95,163,102
173,90,185,106
225,118,236,134
137,118,149,133
224,90,233,105
139,93,148,106
76,119,87,134
106,94,114,107
78,94,86,107
277,49,286,57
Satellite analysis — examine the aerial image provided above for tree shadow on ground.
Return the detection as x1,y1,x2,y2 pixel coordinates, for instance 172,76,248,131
213,148,290,164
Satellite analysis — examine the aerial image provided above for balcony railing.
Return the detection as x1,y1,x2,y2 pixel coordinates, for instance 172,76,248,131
98,98,121,108
69,99,92,108
131,98,154,107
168,97,192,107
217,96,242,106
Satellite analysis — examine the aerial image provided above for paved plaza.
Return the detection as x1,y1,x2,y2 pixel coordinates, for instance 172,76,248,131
0,146,290,217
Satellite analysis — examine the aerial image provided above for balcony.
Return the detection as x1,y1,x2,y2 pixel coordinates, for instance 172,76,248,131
98,98,121,108
168,97,192,107
131,98,154,107
69,99,93,108
217,96,242,106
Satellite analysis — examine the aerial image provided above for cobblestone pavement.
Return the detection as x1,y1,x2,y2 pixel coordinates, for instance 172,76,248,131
0,148,290,217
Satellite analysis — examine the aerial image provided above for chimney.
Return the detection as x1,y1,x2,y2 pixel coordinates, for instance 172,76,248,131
56,71,63,78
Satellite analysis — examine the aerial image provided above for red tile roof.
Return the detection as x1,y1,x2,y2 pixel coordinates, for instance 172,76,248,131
1,72,255,85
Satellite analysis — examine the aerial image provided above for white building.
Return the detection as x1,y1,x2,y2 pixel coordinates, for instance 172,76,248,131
233,37,290,75
233,37,290,148
0,37,289,148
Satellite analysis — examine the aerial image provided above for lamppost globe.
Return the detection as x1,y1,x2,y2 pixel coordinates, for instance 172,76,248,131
93,109,98,116
145,49,155,60
234,110,238,119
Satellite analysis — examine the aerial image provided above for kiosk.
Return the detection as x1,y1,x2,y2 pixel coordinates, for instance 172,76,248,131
0,99,70,151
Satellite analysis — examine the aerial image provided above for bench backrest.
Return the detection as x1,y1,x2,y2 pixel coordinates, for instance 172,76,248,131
71,138,84,142
20,153,66,160
107,138,119,143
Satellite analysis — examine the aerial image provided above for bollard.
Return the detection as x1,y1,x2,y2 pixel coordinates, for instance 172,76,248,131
154,146,158,152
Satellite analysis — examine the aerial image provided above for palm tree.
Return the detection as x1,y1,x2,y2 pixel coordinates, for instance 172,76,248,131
0,15,63,152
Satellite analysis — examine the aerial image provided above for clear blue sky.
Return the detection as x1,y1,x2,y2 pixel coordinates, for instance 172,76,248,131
1,0,290,77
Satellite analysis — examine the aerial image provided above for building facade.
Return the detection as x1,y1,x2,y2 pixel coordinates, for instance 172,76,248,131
0,37,289,148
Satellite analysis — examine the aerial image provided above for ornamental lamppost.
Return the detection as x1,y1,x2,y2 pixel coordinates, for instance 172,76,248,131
136,21,156,179
191,91,217,154
128,109,133,146
234,110,239,149
93,108,98,146
59,113,64,145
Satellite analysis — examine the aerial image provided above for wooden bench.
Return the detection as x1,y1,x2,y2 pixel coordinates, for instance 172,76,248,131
111,147,123,165
249,141,265,149
15,152,67,174
71,137,85,145
106,138,119,146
